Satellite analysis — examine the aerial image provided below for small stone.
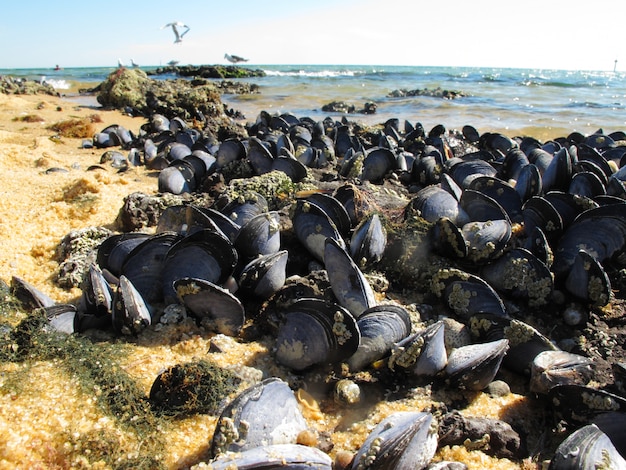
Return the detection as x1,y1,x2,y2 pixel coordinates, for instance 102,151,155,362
485,380,510,397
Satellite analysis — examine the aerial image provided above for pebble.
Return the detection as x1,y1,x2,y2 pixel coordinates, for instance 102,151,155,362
485,380,510,397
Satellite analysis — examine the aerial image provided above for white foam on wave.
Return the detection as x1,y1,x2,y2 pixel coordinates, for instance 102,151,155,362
263,69,355,78
39,77,70,90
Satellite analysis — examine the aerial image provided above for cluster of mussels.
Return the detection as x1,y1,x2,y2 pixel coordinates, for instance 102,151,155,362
14,109,626,469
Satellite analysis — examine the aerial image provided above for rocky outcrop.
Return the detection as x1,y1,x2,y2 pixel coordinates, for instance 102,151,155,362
0,76,59,96
148,64,265,79
388,87,467,99
96,68,248,140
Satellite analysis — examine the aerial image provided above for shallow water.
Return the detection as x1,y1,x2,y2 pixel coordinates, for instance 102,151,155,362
9,64,626,139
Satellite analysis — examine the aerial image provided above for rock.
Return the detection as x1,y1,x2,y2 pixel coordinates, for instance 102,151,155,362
148,64,265,79
0,76,59,96
388,87,467,99
438,411,523,459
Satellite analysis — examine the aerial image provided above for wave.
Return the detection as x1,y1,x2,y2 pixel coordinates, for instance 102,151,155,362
40,77,70,90
263,69,357,78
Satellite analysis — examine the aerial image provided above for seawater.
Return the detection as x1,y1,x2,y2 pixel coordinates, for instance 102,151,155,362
4,64,626,138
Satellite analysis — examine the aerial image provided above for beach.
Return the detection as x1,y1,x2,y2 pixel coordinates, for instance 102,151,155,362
0,79,623,469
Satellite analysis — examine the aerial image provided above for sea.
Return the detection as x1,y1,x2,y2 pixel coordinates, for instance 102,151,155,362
3,64,626,139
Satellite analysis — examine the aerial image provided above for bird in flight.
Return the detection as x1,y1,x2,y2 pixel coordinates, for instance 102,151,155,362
162,21,190,44
224,53,249,64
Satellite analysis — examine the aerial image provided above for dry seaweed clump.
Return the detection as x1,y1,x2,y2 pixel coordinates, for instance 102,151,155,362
47,117,97,138
12,114,45,123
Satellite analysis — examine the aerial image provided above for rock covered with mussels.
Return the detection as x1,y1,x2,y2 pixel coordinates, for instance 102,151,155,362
15,108,626,468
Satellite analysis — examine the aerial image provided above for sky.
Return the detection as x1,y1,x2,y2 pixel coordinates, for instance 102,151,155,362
1,0,624,71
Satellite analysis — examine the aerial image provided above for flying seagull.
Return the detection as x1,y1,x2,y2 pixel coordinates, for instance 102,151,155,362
224,53,249,64
162,21,190,44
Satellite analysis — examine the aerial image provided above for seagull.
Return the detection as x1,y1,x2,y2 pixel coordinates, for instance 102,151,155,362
130,58,139,68
162,21,190,44
224,53,249,64
117,58,125,68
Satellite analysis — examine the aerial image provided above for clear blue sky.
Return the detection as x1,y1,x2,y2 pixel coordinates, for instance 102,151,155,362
2,0,624,71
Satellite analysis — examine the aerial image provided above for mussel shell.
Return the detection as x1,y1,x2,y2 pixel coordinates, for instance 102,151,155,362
208,444,333,470
461,219,512,264
156,204,222,237
449,159,498,189
445,339,509,390
468,176,523,223
112,275,152,336
210,378,309,457
542,146,575,192
479,247,553,307
530,350,594,395
174,277,244,336
522,196,564,242
292,199,344,262
548,384,626,424
44,304,78,335
158,160,196,194
305,193,352,237
405,185,470,226
234,211,281,260
460,189,511,224
432,216,468,259
469,315,558,376
549,424,626,470
349,213,387,268
514,163,542,202
360,146,396,182
119,232,181,304
431,268,507,319
524,226,553,268
79,263,113,317
274,298,360,371
565,249,612,306
553,203,626,280
334,183,370,226
543,191,599,229
217,138,247,167
350,412,438,470
271,155,308,183
96,232,151,277
238,250,288,299
324,237,376,318
347,304,412,371
389,320,448,378
220,191,269,228
161,229,238,305
11,276,57,311
247,136,274,175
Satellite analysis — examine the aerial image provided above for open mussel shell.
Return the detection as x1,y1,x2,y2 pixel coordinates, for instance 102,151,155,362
431,268,507,320
350,411,438,470
238,250,288,299
210,378,309,457
44,304,78,335
462,219,511,264
449,159,498,189
349,213,387,268
542,146,575,193
216,138,247,167
549,424,626,470
460,189,511,223
271,155,308,183
78,263,113,317
524,226,553,269
11,276,57,311
444,339,509,391
522,196,564,242
247,136,274,175
548,384,626,424
553,203,626,280
274,298,360,371
174,277,244,336
324,237,376,318
292,198,344,262
543,191,598,229
591,412,626,458
334,183,370,226
479,247,553,307
161,229,238,305
208,444,332,469
404,185,470,226
564,249,612,307
234,211,281,260
112,275,152,336
156,204,223,237
121,232,182,304
530,350,594,395
470,315,558,376
389,320,448,378
347,304,412,371
305,192,352,237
